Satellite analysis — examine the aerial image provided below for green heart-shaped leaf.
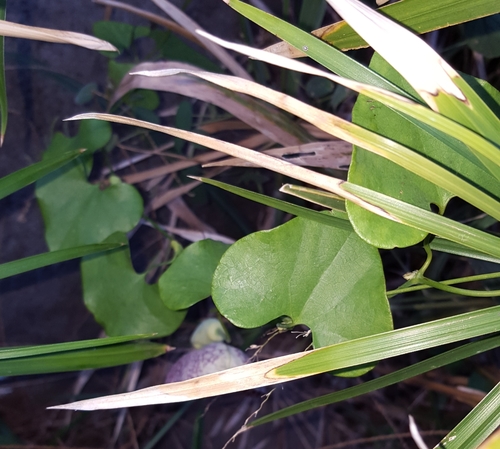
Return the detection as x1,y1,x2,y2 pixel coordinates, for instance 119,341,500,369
159,239,230,310
212,218,392,351
81,233,185,337
347,52,499,249
36,120,143,250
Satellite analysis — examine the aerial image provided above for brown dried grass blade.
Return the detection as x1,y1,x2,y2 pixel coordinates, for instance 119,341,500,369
113,61,310,147
0,20,117,51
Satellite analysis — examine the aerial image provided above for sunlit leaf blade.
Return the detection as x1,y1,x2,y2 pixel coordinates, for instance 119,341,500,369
49,306,500,410
193,177,352,231
0,0,6,145
0,242,123,280
224,0,408,97
0,19,117,51
68,113,500,259
430,239,500,265
251,335,500,426
272,305,500,377
0,342,167,376
0,149,84,201
115,61,310,147
324,0,500,158
0,333,157,360
437,381,500,449
280,184,346,212
132,66,500,223
267,0,500,54
342,183,500,259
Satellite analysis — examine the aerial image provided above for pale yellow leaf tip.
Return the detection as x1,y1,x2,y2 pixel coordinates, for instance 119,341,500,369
325,0,465,109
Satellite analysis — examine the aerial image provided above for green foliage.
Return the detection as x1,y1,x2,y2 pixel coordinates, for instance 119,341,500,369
160,239,230,310
212,218,392,350
36,120,143,250
81,233,186,337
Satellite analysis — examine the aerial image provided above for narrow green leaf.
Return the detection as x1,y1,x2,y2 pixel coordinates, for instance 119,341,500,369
343,182,500,258
280,184,346,212
0,333,157,360
0,342,167,376
0,242,123,280
225,0,409,97
272,305,500,377
159,239,230,310
0,0,6,145
438,380,500,448
319,0,500,51
430,239,500,265
194,177,353,231
252,335,500,426
0,149,84,201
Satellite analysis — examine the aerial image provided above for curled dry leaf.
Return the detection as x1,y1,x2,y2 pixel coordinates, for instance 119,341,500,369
0,20,117,51
114,61,311,147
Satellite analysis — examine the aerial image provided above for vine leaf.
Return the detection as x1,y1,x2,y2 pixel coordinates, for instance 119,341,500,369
159,239,230,310
212,217,392,369
81,233,185,337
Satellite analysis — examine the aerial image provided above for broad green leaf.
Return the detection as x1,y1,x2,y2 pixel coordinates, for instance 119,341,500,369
438,380,500,448
348,53,499,248
0,342,167,376
0,149,84,201
0,242,123,280
195,176,352,231
0,333,157,360
212,217,392,352
159,239,230,310
35,120,143,250
251,335,500,426
0,0,6,145
49,305,500,410
81,233,185,337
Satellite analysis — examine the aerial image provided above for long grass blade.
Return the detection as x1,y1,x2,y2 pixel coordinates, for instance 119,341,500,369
0,20,117,51
0,334,158,360
48,305,500,410
0,149,85,200
132,67,500,220
193,177,351,230
67,113,500,259
0,342,168,376
0,242,124,280
267,0,500,55
251,335,500,426
0,0,7,146
437,381,500,448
